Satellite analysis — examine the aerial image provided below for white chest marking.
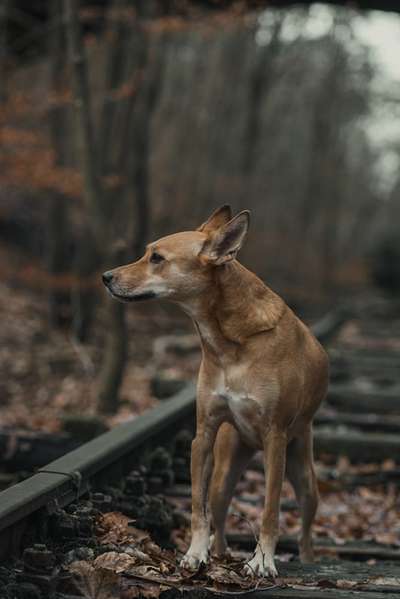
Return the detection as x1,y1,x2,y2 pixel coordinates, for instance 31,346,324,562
212,381,261,444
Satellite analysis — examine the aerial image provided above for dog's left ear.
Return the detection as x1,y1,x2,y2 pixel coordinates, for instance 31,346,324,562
197,205,232,233
200,211,250,265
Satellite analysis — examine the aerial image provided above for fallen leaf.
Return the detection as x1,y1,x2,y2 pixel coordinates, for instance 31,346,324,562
69,560,120,599
97,512,149,546
94,552,136,574
371,576,400,586
336,579,359,589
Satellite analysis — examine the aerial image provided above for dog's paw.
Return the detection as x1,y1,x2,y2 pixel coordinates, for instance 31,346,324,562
243,554,278,578
209,533,228,557
299,540,314,564
180,550,209,571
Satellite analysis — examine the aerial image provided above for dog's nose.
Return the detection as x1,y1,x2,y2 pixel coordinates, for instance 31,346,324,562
102,271,114,285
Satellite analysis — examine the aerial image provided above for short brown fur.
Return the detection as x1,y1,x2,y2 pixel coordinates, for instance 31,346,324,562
103,206,329,577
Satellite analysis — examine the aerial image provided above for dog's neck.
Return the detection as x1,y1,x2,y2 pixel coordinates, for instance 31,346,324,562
178,261,286,356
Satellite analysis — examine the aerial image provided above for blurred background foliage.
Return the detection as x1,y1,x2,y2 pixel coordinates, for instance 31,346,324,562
0,0,399,420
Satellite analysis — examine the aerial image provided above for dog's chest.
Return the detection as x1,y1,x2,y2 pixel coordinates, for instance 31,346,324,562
211,369,267,445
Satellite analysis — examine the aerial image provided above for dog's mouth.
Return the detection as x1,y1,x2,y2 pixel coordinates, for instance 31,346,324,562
105,287,157,303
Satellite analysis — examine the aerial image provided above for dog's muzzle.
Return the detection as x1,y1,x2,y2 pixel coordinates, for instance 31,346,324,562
102,272,156,302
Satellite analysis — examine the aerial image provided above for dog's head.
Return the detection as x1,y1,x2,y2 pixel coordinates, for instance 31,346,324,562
102,206,250,303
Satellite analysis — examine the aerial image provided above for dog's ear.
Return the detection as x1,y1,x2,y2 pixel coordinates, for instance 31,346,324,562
200,211,250,265
197,205,232,233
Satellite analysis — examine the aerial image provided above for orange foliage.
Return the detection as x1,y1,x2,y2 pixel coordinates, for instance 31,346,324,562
144,11,252,35
47,88,73,107
0,90,83,197
0,140,83,197
0,126,41,146
110,76,143,101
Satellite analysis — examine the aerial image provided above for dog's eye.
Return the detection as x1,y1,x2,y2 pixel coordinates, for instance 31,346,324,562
150,251,165,264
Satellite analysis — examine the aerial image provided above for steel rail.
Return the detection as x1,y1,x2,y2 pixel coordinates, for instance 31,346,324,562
0,383,196,545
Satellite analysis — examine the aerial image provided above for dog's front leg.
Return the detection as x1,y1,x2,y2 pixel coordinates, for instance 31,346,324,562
180,426,217,569
244,429,287,578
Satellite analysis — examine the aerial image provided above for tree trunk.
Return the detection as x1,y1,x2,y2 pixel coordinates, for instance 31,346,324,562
46,193,71,327
243,14,283,174
0,0,9,104
71,223,99,342
64,0,126,412
64,0,102,342
47,0,70,328
97,299,127,414
128,20,165,258
64,0,128,413
97,0,127,175
97,243,128,414
64,0,102,228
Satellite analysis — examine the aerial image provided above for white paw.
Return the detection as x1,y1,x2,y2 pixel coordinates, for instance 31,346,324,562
243,552,278,578
180,549,209,570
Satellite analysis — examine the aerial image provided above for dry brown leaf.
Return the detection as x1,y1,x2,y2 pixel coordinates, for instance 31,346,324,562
97,512,149,546
94,552,136,574
142,539,162,556
207,565,245,586
69,560,120,599
129,565,167,578
288,584,319,591
121,584,163,599
371,576,400,586
336,579,359,589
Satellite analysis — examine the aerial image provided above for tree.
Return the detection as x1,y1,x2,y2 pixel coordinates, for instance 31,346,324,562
64,0,128,414
0,0,9,103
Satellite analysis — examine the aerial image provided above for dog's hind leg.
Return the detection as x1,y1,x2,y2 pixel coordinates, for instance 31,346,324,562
285,427,319,563
210,423,255,556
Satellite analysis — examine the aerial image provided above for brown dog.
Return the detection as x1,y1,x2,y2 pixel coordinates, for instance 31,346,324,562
102,206,329,577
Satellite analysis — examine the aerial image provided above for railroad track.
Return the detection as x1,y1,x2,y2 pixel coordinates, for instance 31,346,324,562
1,301,400,598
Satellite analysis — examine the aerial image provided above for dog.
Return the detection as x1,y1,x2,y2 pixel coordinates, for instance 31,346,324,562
102,206,329,577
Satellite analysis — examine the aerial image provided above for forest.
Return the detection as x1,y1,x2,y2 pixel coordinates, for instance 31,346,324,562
1,3,400,596
1,0,399,420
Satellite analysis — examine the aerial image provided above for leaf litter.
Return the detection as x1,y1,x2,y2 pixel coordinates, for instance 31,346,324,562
68,511,278,598
67,496,400,599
